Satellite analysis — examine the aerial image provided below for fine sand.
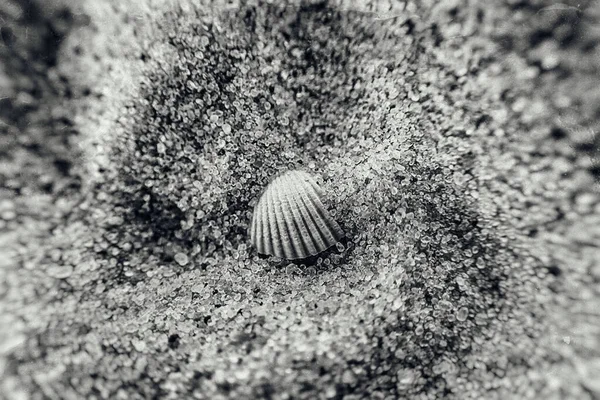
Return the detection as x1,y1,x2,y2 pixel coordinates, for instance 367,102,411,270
1,1,599,399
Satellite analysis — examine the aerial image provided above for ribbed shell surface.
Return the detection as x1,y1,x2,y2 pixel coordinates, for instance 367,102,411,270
250,170,345,260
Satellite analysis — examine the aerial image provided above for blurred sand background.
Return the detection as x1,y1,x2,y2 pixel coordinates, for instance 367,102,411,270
1,0,599,399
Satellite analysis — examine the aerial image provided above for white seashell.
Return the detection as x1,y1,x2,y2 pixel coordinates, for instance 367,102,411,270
250,170,345,260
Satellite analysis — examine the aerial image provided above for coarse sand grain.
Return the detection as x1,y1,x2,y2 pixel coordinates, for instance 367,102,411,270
1,0,599,399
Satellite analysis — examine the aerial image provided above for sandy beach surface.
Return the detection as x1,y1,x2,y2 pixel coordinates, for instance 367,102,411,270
1,0,599,399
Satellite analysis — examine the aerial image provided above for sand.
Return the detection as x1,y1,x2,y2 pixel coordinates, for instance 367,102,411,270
1,0,599,399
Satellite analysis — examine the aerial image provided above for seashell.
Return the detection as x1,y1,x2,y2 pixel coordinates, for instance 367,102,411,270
250,170,345,260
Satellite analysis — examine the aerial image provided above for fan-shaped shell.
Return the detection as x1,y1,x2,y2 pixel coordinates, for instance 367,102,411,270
250,170,345,260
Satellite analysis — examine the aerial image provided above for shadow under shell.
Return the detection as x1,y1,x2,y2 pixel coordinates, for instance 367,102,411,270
256,236,353,267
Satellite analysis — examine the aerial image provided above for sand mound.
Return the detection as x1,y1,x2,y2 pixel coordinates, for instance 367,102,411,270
1,1,599,399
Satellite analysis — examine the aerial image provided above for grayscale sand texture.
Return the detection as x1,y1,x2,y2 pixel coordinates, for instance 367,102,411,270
1,0,599,399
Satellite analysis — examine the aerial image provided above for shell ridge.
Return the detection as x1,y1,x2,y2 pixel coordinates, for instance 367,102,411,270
297,178,338,246
286,175,319,257
301,177,345,239
277,176,299,259
266,183,280,257
296,196,324,254
250,206,256,243
290,179,324,256
273,176,294,259
250,195,260,246
282,174,312,258
295,182,330,251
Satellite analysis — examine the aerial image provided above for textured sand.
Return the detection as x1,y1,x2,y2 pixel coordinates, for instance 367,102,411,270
1,0,599,399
